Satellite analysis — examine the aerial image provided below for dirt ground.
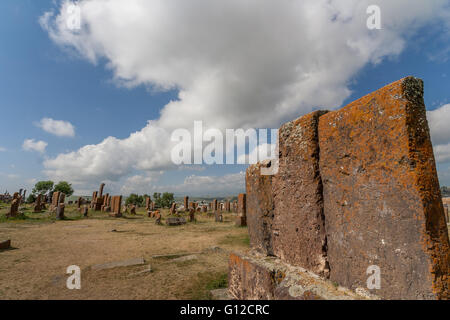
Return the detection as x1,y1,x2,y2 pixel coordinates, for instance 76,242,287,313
0,204,249,300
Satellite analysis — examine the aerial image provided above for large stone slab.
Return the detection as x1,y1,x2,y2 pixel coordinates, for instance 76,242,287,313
272,110,329,276
246,160,274,255
228,252,373,300
318,77,450,299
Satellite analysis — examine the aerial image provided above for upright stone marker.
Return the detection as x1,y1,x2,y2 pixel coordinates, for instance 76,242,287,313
184,196,189,210
236,193,247,226
7,193,20,217
272,110,329,276
34,194,43,213
319,77,449,299
246,160,275,256
51,191,61,211
110,195,122,218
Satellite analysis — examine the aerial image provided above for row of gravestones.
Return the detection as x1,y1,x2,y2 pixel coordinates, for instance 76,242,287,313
228,77,450,300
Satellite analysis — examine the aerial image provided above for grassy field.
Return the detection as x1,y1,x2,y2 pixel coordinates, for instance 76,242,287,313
0,202,249,300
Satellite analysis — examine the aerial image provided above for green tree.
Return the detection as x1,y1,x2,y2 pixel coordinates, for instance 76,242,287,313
32,181,54,196
160,192,174,208
53,181,74,197
26,194,36,204
126,194,145,206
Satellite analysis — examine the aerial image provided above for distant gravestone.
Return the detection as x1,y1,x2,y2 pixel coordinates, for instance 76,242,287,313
166,217,186,226
7,193,20,218
235,193,247,226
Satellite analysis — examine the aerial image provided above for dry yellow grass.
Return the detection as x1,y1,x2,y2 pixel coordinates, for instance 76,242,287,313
0,205,249,300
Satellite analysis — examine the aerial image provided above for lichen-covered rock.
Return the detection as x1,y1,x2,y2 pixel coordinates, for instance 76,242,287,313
109,195,122,217
272,110,329,277
228,251,373,300
319,77,450,300
238,193,246,216
246,160,274,255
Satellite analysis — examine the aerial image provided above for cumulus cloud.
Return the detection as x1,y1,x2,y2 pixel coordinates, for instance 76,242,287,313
23,139,48,154
428,104,450,164
428,104,450,146
167,172,245,197
117,172,162,195
40,0,450,186
36,118,75,137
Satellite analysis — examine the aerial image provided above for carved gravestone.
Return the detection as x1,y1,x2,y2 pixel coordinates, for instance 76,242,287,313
235,193,247,226
319,77,449,299
246,160,275,256
272,110,329,276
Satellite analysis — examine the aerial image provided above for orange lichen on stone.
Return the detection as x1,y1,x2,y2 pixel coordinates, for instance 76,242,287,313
319,76,449,299
272,110,330,277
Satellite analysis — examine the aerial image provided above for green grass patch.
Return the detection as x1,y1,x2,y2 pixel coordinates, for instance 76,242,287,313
184,271,228,300
218,233,250,247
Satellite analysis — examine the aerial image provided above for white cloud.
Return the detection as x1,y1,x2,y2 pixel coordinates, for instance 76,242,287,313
27,178,38,186
118,172,162,195
168,172,245,197
0,147,6,152
434,143,450,163
40,0,450,186
427,104,450,166
428,104,450,146
36,118,75,137
22,139,48,154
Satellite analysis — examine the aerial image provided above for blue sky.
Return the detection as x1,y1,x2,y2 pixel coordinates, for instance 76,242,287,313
0,0,449,196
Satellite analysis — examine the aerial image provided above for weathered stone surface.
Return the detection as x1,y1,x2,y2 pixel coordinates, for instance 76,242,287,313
166,217,186,226
154,211,162,225
56,203,65,220
238,193,246,216
98,183,105,198
232,200,238,213
235,216,246,227
272,110,329,276
184,196,189,210
109,195,122,218
246,160,274,256
228,252,371,300
319,77,450,299
33,194,43,213
145,197,152,210
51,191,60,211
189,208,196,222
445,206,449,223
7,199,20,217
0,239,11,250
170,203,177,215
